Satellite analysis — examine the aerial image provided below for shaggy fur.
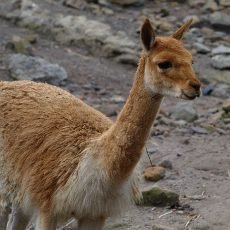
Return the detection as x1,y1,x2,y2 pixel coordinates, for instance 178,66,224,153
0,18,200,229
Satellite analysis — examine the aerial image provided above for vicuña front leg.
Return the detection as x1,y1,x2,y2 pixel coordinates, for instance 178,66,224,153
0,204,10,230
78,217,106,230
34,212,56,230
6,206,29,230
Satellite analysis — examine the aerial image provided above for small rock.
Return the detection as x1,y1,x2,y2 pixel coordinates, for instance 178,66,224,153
170,103,198,122
110,95,125,104
184,15,200,25
222,99,230,113
144,166,166,182
152,224,176,230
6,35,32,55
181,138,190,145
190,126,209,134
106,0,144,6
211,55,230,70
219,0,230,6
159,160,173,169
210,12,230,32
96,104,117,117
211,84,230,98
63,0,86,9
139,187,179,207
115,53,138,66
212,45,230,55
202,84,215,96
188,0,205,7
7,54,67,85
23,34,37,44
209,111,225,124
202,0,218,11
192,219,212,230
194,42,210,54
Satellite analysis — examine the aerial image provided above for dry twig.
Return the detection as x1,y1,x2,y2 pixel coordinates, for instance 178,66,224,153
158,210,173,219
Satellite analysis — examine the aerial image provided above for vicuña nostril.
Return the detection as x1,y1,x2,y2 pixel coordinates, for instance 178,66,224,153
189,81,201,91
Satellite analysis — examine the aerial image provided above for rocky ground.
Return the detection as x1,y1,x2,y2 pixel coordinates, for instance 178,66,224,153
0,0,230,229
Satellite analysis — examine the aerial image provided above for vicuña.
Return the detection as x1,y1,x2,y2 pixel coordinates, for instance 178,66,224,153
0,18,201,229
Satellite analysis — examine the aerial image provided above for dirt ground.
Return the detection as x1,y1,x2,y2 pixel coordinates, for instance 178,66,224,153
0,0,229,229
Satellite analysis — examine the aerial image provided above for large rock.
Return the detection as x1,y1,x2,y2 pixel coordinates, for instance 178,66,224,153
0,0,137,62
170,103,198,122
209,12,230,31
211,55,230,70
7,54,68,85
139,187,179,207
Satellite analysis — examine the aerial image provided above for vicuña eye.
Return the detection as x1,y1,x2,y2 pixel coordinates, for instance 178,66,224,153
158,61,172,70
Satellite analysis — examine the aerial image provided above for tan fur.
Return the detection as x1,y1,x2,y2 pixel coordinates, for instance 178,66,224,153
0,18,200,229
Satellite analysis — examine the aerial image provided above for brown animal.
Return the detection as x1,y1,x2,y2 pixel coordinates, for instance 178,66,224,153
0,18,200,230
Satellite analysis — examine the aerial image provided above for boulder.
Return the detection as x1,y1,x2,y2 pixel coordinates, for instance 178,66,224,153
7,54,68,85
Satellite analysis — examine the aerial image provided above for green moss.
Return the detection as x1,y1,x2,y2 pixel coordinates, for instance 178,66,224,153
137,187,179,207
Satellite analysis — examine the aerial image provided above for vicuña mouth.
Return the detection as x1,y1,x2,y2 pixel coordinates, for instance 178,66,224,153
182,91,197,100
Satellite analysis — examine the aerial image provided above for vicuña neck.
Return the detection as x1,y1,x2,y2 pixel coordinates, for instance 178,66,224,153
100,56,163,181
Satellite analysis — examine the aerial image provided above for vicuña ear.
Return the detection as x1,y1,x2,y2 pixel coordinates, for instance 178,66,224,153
172,19,193,40
141,18,155,52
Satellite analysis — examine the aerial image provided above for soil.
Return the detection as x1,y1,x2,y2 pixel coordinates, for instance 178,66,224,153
0,0,229,229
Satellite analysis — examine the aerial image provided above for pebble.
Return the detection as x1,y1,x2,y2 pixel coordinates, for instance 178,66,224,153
222,99,230,113
202,84,215,96
110,95,125,104
106,0,144,6
159,160,173,169
152,224,176,230
190,126,209,135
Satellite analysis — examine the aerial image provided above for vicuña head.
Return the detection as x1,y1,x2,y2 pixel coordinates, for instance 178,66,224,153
141,18,201,100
